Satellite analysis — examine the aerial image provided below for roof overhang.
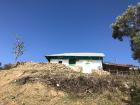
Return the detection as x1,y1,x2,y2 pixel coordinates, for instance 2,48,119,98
45,53,105,61
46,53,105,57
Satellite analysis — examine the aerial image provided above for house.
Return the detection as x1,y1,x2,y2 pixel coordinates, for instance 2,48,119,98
45,53,105,73
103,63,140,74
129,65,140,70
103,63,131,74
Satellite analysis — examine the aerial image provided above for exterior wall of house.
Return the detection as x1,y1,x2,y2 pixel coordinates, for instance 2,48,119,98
76,60,103,73
50,59,69,66
49,59,103,73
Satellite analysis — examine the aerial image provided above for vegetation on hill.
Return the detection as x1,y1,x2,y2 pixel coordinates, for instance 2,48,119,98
0,62,140,105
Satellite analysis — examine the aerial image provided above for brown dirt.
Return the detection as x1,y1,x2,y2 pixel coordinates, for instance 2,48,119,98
0,62,136,105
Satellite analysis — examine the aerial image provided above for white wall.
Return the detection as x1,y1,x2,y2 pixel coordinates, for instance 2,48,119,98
50,59,69,66
50,59,103,73
76,60,102,73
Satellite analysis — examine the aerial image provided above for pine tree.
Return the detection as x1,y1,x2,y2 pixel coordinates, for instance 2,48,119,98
112,3,140,63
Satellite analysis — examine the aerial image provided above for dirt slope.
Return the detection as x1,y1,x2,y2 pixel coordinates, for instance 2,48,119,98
0,62,138,105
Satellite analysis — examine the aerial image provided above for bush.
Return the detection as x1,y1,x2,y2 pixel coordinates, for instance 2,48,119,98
15,74,129,97
3,64,15,70
0,62,2,70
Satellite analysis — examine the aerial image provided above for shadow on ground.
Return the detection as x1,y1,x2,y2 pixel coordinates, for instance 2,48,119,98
128,86,140,105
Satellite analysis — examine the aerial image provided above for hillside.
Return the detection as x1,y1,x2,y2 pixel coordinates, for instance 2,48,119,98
0,62,140,105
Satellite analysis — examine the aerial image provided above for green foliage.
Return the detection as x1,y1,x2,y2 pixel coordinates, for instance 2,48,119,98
112,2,140,62
13,35,25,61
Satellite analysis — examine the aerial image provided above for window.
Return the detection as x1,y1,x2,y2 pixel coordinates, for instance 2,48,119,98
69,59,76,65
85,62,90,65
58,61,62,64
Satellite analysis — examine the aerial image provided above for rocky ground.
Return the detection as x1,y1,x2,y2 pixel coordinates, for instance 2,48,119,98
0,62,140,105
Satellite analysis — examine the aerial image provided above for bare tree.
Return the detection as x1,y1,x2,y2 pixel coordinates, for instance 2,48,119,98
13,35,25,62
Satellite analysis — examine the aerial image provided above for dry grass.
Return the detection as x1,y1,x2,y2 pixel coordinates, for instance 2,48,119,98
0,62,139,105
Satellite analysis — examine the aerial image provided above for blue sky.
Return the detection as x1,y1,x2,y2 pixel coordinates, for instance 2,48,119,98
0,0,140,65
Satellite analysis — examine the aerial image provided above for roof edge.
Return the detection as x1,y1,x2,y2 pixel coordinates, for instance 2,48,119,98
46,53,105,57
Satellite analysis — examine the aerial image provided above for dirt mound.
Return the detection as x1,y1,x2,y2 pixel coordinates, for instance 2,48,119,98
14,62,75,72
12,62,78,78
0,62,73,105
0,62,139,105
92,70,110,76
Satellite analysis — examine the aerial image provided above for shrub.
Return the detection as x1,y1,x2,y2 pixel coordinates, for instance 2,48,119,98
3,64,15,70
15,74,128,96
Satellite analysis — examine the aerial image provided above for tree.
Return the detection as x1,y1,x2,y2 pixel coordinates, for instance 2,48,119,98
13,35,25,61
112,2,140,63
